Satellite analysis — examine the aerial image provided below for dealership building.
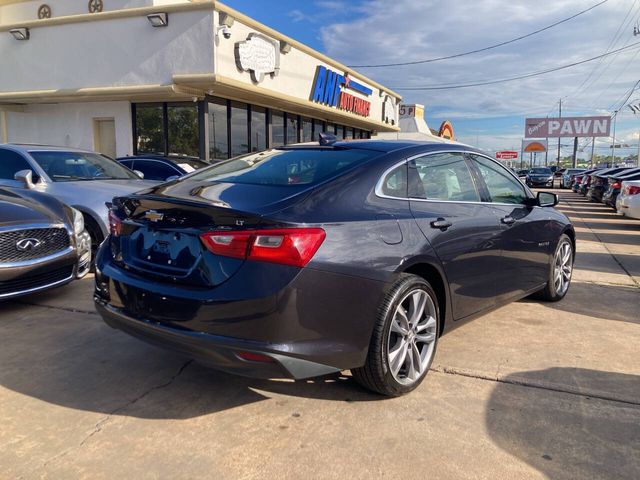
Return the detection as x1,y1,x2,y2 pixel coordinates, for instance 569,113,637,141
0,0,401,161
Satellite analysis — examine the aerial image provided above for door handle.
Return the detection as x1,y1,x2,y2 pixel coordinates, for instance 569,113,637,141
430,218,452,230
501,215,516,225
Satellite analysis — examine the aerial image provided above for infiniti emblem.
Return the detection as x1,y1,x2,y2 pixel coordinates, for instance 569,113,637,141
16,238,42,251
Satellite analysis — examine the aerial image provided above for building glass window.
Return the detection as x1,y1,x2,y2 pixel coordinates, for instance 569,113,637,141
167,103,199,157
302,118,313,143
286,113,298,144
313,119,325,140
271,110,285,147
208,98,228,162
345,127,354,140
251,105,267,152
230,101,249,157
336,125,344,139
135,104,164,155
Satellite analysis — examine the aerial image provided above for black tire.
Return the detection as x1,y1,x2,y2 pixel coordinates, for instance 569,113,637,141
352,274,439,397
82,214,104,273
530,234,574,302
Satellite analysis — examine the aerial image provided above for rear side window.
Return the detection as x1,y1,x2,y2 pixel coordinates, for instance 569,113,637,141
380,164,407,198
0,149,31,179
409,152,480,202
135,160,180,180
188,148,379,186
119,159,135,169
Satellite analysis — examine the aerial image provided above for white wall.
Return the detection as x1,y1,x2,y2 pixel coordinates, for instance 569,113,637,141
0,9,214,91
1,0,153,25
6,102,133,157
212,11,397,128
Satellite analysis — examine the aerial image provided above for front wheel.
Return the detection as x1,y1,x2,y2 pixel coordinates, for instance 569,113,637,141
531,234,574,302
352,275,439,396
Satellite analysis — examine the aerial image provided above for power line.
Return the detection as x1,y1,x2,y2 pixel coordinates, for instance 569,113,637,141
347,0,608,68
390,41,640,90
562,0,639,103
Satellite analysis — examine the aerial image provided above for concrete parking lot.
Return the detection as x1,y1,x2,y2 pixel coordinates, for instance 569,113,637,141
1,189,639,480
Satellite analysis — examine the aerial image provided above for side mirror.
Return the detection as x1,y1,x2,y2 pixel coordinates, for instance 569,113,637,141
134,170,145,179
14,169,35,189
537,191,558,207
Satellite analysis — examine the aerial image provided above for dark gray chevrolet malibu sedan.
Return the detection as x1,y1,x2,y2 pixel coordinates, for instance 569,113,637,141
95,139,575,396
0,187,91,299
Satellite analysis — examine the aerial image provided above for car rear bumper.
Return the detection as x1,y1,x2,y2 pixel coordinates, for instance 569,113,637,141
95,300,341,379
93,241,388,378
618,195,640,219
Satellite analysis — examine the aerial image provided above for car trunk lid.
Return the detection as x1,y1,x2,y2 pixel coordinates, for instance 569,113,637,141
109,182,310,287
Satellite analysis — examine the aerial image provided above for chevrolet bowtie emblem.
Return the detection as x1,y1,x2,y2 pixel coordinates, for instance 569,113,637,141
144,210,164,222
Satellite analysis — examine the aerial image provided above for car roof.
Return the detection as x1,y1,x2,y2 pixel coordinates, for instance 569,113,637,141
2,143,96,154
284,139,478,155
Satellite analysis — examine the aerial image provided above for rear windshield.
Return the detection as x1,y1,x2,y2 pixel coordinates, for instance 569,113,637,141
30,151,138,181
187,148,378,186
530,167,552,174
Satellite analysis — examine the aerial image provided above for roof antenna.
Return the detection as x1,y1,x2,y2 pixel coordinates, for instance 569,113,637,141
318,132,338,146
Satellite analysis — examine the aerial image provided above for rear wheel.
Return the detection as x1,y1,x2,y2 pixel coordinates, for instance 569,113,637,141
531,234,573,302
352,274,439,396
82,214,104,272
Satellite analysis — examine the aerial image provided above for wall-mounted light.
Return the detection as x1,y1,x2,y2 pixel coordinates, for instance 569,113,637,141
9,28,30,40
219,12,234,27
146,12,168,27
279,40,291,54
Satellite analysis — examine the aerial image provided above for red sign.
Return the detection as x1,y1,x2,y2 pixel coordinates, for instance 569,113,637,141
496,151,518,160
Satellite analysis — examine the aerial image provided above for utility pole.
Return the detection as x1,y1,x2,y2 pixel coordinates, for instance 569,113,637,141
611,110,618,167
590,138,596,168
557,99,562,167
545,115,549,166
519,142,524,169
572,137,578,168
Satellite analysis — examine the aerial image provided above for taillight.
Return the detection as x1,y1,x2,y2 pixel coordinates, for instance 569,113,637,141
200,228,326,267
611,182,621,189
626,185,640,196
108,210,123,236
235,351,274,363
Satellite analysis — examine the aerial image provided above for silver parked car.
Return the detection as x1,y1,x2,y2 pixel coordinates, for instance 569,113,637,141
0,144,159,257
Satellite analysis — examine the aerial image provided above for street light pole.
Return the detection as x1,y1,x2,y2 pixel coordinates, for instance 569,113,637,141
557,99,562,167
611,110,618,167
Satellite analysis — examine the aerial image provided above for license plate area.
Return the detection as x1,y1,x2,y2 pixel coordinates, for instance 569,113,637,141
126,228,202,276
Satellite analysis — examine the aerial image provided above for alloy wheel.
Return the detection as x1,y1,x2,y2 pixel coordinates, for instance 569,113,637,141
387,289,437,385
554,241,573,296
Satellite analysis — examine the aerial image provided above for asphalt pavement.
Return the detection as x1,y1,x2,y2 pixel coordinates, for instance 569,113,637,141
1,188,639,479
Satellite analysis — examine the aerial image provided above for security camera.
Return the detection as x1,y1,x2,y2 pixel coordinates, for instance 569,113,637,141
218,25,231,39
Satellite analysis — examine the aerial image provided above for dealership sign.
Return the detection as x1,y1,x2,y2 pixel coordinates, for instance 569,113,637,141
496,150,518,160
525,116,611,138
311,66,372,117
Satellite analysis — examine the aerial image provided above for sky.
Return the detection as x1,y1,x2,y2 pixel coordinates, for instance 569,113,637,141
222,0,640,160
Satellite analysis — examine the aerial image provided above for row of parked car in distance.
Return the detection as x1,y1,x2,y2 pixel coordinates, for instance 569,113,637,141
563,165,640,219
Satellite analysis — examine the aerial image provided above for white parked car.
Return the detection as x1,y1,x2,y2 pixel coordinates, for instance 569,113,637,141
616,180,640,220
